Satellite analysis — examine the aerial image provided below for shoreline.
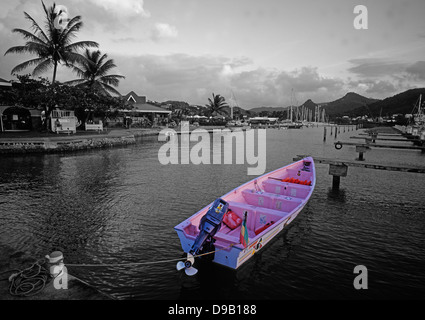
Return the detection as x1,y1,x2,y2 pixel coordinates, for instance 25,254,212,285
0,128,161,154
0,125,250,155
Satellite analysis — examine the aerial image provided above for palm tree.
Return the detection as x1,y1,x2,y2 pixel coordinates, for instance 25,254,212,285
205,93,229,117
65,49,125,96
4,1,98,84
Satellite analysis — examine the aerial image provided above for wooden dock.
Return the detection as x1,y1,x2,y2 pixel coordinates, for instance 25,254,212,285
322,124,359,141
333,126,425,158
334,141,425,150
350,136,420,143
294,155,425,189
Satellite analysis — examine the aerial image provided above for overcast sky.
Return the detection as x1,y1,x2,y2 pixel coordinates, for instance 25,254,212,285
1,0,424,108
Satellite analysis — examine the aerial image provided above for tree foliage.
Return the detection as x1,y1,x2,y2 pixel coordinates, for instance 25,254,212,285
4,1,98,83
205,93,229,117
5,75,130,123
65,49,125,96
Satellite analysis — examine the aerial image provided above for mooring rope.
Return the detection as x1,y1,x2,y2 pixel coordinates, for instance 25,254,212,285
66,243,236,268
7,260,49,297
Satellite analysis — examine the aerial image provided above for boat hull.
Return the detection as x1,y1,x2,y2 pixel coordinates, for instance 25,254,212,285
174,157,315,270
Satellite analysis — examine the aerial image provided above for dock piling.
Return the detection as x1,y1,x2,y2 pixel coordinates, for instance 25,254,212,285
329,164,348,190
294,154,425,190
355,145,370,161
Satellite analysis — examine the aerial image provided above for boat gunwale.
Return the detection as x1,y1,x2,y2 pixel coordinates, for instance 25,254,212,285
174,157,316,253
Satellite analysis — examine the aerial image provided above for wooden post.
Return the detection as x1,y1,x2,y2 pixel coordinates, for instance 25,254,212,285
334,126,338,139
329,164,348,190
355,145,369,161
323,126,327,142
420,132,425,153
332,175,340,189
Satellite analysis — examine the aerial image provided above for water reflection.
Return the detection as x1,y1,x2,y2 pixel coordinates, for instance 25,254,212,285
327,188,347,202
1,127,425,299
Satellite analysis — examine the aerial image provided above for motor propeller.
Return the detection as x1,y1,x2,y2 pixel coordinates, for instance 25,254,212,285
176,253,198,276
176,198,229,276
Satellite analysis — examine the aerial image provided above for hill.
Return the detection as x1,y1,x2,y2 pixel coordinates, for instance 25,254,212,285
321,92,379,116
350,88,425,117
248,92,378,117
249,106,287,114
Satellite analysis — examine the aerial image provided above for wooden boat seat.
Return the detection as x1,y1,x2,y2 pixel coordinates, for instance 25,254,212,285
223,201,292,237
262,179,311,199
213,232,239,245
286,168,313,181
241,189,302,213
224,201,256,235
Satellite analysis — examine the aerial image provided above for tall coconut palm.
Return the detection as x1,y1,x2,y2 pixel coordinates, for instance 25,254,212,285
65,49,125,96
4,1,98,84
206,93,229,117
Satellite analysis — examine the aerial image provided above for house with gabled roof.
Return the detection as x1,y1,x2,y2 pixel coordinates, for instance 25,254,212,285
123,91,147,104
119,91,171,127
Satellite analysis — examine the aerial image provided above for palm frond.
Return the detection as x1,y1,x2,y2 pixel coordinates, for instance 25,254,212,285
61,51,90,67
101,83,122,96
60,18,83,44
4,46,30,56
23,12,49,42
11,28,46,45
96,59,118,76
63,78,87,86
64,41,99,52
96,52,108,67
26,41,49,55
68,65,87,79
32,58,53,76
99,74,125,87
10,57,47,74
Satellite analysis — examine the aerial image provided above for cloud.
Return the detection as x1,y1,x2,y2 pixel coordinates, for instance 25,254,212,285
405,61,425,80
226,66,346,106
85,0,150,17
0,1,22,19
277,67,344,94
348,79,396,96
113,54,348,107
348,58,408,78
150,23,178,41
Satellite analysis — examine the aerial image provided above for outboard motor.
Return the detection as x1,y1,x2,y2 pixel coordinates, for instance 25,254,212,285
177,198,229,276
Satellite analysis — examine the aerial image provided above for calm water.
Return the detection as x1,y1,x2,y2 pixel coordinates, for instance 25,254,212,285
0,127,424,299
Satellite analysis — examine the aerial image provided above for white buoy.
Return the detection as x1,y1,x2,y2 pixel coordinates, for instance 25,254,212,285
45,251,65,278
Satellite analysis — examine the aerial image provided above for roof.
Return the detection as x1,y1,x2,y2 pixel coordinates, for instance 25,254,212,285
0,78,12,87
123,91,146,104
120,103,171,114
0,106,42,116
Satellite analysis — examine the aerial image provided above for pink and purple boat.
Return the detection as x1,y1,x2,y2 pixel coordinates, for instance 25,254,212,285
174,157,315,275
